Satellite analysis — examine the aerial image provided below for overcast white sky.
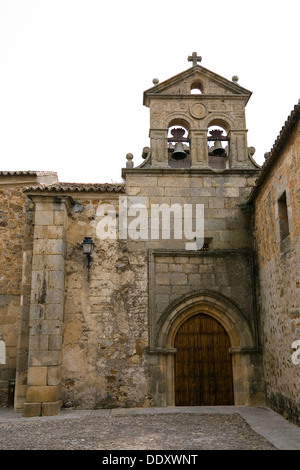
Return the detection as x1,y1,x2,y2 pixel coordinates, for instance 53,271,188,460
0,0,299,183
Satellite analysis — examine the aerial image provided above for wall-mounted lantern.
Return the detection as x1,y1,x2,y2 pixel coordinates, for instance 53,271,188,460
82,237,94,269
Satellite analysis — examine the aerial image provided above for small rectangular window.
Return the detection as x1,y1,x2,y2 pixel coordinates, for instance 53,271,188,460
278,191,289,241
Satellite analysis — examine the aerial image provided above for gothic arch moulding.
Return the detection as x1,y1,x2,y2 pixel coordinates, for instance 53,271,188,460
151,290,263,406
154,290,255,352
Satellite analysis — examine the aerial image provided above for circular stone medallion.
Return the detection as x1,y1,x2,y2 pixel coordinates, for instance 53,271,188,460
190,103,207,119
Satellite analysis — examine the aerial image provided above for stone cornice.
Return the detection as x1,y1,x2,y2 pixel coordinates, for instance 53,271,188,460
25,193,76,211
122,167,260,179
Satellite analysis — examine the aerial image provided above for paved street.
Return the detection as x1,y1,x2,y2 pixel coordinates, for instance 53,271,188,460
0,406,299,451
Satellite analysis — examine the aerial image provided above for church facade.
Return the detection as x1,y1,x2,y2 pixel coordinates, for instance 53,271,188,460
0,56,299,422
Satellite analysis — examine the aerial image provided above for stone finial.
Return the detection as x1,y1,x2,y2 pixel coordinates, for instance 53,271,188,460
152,78,159,85
232,75,239,83
126,153,134,168
248,146,256,157
142,147,151,159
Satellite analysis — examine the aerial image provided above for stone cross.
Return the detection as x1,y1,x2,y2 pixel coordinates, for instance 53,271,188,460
188,52,202,66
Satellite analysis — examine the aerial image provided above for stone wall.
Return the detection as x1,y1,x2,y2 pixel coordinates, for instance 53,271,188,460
0,185,29,405
124,170,257,251
149,250,256,341
121,168,263,407
253,120,300,423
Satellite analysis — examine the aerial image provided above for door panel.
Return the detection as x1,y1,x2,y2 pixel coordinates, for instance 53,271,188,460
175,314,234,406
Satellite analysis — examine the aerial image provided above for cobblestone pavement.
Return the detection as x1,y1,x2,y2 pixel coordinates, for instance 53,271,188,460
0,406,299,451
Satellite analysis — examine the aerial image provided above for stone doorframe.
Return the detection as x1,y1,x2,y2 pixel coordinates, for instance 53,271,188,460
150,291,265,406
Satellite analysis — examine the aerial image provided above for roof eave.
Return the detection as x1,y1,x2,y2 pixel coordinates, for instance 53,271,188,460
249,102,300,202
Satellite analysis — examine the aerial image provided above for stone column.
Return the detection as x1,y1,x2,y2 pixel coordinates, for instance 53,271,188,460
189,129,209,167
228,130,248,167
23,195,72,417
149,129,169,167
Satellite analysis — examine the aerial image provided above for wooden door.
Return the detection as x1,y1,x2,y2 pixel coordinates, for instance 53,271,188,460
175,314,234,406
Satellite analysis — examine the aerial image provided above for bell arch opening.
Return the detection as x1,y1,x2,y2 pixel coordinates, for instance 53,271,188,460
190,80,203,94
167,121,191,168
207,125,229,170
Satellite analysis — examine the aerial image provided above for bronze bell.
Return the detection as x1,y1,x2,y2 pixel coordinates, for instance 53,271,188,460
172,142,187,160
212,139,225,156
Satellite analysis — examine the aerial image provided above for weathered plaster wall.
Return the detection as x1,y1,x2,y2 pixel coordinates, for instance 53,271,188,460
254,120,300,423
61,194,150,409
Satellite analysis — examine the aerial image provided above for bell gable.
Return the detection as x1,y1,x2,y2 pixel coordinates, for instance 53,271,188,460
139,54,256,170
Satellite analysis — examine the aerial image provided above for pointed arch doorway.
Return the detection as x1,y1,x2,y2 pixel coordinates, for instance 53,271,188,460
174,313,234,406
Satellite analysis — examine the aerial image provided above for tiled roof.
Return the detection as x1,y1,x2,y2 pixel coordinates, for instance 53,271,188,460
249,102,300,201
0,171,57,176
23,182,126,193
